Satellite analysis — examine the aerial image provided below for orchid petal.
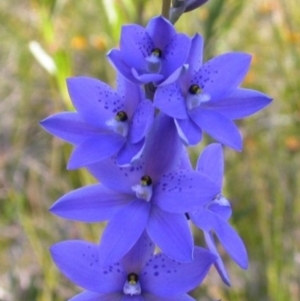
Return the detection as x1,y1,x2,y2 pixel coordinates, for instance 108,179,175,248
116,75,143,118
98,200,151,266
154,83,188,119
186,33,204,74
117,139,145,166
40,112,98,145
131,68,164,84
108,49,139,84
174,118,202,145
209,197,232,221
146,16,176,50
141,247,216,297
121,296,144,301
204,88,273,120
69,292,122,301
162,34,191,81
146,206,193,262
50,184,132,222
190,108,242,150
129,99,154,144
143,293,195,301
193,53,252,101
158,64,187,86
153,171,219,213
204,231,231,286
192,210,248,269
67,133,125,169
50,240,126,294
87,157,145,194
67,77,124,128
143,114,183,181
120,24,151,71
196,143,223,188
121,231,154,275
177,148,193,171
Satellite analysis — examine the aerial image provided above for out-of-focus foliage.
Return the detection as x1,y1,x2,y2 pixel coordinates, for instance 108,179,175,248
0,0,299,300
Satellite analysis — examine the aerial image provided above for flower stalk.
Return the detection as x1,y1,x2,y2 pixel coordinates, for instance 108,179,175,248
161,0,171,19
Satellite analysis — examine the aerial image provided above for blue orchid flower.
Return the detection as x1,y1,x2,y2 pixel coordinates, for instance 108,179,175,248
50,232,217,301
154,34,272,149
189,143,248,286
50,114,219,265
40,75,154,168
108,16,191,86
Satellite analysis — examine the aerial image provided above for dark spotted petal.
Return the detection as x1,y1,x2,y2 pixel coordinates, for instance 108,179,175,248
87,156,146,194
50,240,126,294
116,75,144,118
140,247,216,297
120,24,152,71
186,33,204,74
161,34,191,82
154,83,188,119
121,231,155,274
193,53,251,101
153,170,219,213
67,77,124,128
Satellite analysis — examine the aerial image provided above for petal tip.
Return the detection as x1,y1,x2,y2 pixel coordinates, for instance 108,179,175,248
240,258,249,270
66,161,77,170
49,202,60,215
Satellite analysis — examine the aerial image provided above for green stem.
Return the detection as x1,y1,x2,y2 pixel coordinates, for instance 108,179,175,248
161,0,171,19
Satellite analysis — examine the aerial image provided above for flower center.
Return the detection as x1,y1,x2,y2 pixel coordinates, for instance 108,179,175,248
146,48,163,73
186,84,210,110
106,110,129,137
123,273,141,296
116,111,128,122
141,175,152,186
189,84,201,94
151,48,162,58
132,175,153,202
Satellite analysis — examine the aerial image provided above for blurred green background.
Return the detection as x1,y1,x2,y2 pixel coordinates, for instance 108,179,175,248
0,0,299,300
